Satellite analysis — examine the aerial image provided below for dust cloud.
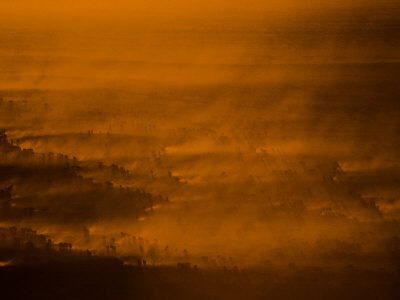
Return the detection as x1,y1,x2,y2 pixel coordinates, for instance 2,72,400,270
0,1,400,299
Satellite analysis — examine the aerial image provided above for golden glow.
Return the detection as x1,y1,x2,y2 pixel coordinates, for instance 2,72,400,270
0,0,399,298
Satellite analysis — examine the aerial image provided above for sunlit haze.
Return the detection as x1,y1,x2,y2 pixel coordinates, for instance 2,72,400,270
0,0,399,299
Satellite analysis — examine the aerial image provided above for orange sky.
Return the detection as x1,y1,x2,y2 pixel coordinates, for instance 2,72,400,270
0,0,399,269
0,0,390,20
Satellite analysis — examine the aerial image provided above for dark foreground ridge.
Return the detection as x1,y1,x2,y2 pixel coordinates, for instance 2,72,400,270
1,260,399,300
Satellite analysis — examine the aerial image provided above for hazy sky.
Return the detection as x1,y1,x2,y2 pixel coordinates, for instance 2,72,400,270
1,0,396,21
0,0,399,268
